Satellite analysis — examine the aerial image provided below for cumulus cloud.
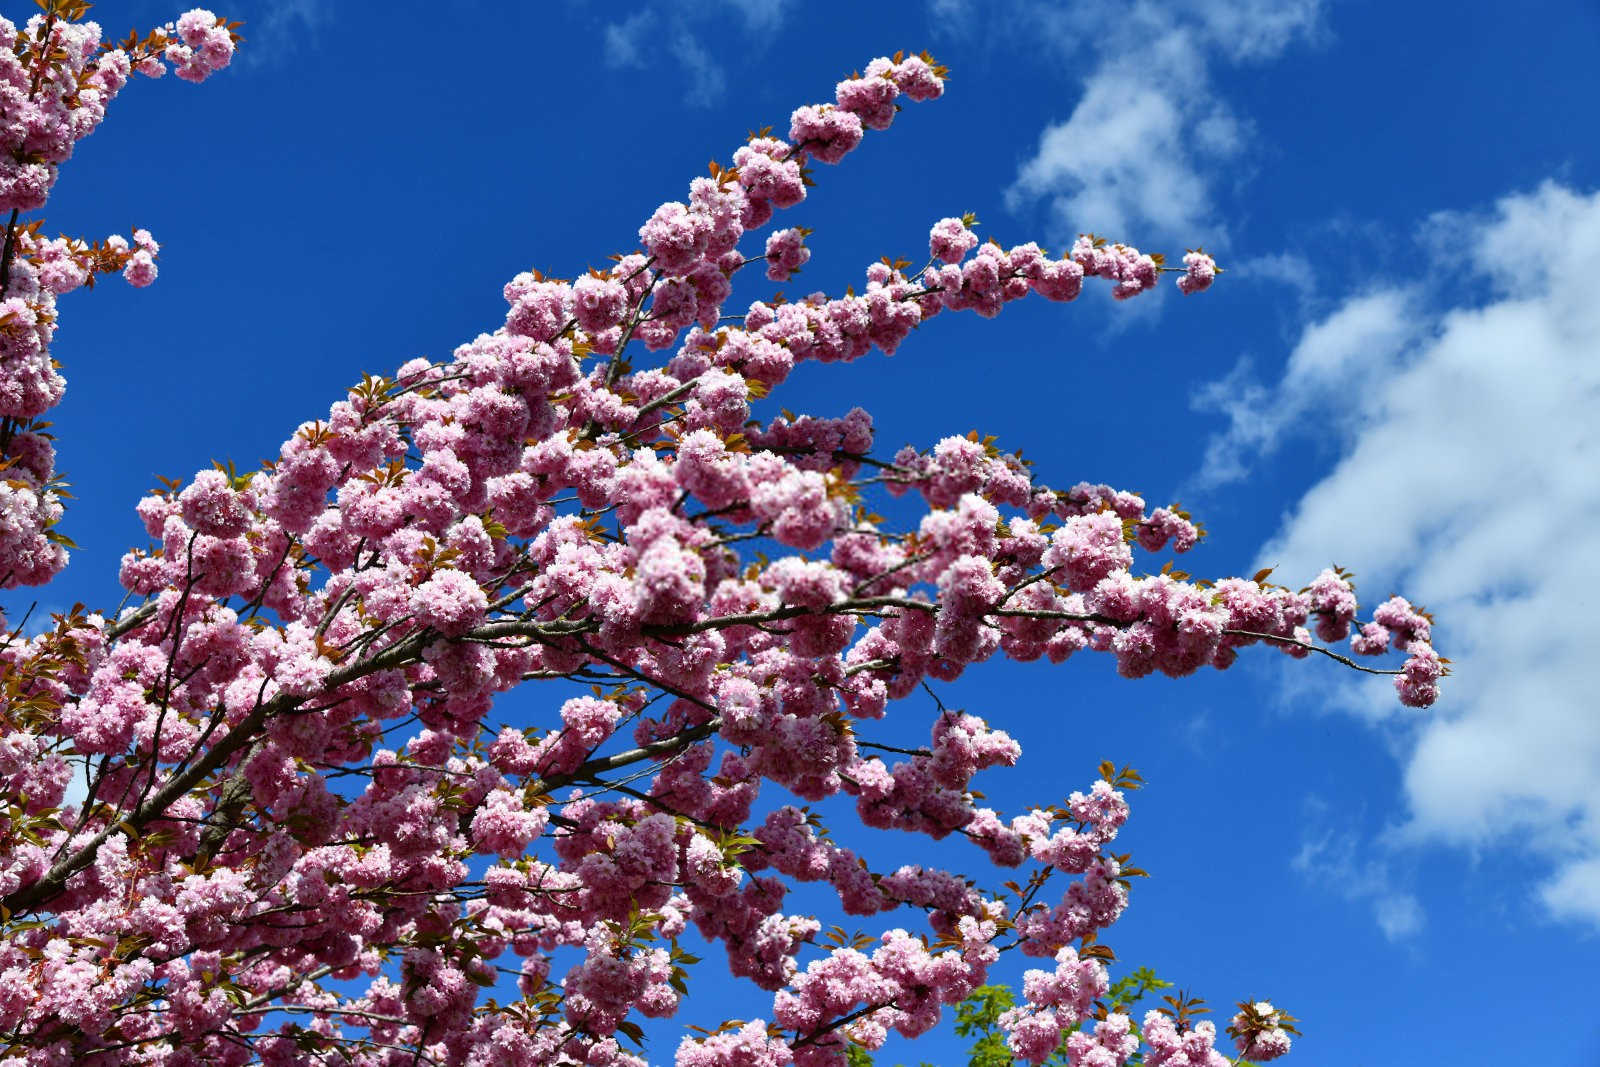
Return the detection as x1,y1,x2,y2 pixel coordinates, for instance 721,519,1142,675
1200,181,1600,929
600,0,790,106
1191,288,1421,488
1011,65,1214,242
1002,0,1323,247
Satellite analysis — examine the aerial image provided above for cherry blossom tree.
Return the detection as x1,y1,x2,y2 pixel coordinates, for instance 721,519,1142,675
0,5,1443,1065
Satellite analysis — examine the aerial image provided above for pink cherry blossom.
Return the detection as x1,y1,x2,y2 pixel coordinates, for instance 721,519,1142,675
0,30,1436,1066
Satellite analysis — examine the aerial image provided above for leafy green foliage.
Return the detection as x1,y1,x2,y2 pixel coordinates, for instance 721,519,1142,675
952,984,1017,1067
845,1046,877,1067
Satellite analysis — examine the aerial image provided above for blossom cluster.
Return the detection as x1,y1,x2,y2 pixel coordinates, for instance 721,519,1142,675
0,8,234,589
0,30,1438,1067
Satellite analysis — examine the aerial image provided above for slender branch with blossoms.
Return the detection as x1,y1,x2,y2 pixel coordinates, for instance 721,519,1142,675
0,15,1442,1066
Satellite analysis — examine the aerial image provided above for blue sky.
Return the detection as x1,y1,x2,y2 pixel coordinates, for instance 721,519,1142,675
21,0,1600,1062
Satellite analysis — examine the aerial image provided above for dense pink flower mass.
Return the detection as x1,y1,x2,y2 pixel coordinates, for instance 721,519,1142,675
0,29,1434,1067
0,5,236,590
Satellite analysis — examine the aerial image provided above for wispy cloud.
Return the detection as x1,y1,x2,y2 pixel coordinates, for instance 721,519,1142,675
1188,0,1324,62
1201,181,1600,930
1293,822,1424,941
716,0,792,31
926,0,976,31
599,0,791,108
235,0,328,67
670,26,726,108
603,10,655,70
1229,251,1316,303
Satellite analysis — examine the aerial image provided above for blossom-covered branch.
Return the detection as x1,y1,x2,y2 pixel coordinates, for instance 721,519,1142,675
0,23,1434,1066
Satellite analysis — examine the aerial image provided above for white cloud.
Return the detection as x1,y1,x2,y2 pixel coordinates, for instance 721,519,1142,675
1004,0,1323,247
1203,181,1600,929
1009,60,1213,243
1191,288,1421,488
1542,858,1600,927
